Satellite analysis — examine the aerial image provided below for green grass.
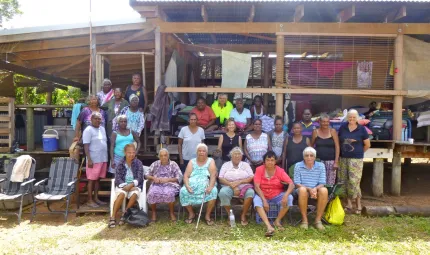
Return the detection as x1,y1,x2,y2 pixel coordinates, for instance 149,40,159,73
1,213,430,254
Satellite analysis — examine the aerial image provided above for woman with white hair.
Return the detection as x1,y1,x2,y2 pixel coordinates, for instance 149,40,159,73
180,143,218,226
293,147,328,230
113,94,145,136
218,147,254,226
145,148,183,222
338,109,370,215
97,78,114,106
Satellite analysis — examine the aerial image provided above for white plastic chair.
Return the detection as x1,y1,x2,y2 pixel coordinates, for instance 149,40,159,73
110,174,148,217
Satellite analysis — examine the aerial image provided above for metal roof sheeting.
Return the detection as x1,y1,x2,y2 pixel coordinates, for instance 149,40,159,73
135,0,430,2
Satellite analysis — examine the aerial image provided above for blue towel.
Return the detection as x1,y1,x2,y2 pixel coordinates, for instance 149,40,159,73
71,103,82,130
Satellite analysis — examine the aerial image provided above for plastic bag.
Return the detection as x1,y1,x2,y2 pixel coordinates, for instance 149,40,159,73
324,196,345,225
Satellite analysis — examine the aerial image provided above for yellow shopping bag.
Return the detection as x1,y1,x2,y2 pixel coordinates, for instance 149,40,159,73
324,196,345,225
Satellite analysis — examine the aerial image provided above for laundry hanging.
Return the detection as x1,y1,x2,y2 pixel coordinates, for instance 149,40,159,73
221,50,252,89
164,50,179,102
189,70,197,105
357,61,373,88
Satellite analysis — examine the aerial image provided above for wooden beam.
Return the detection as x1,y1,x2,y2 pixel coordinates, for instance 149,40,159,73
164,87,407,96
239,34,276,42
155,27,161,93
337,5,355,23
294,4,304,23
385,6,407,23
0,31,155,54
97,51,154,55
248,5,255,22
201,5,208,22
157,22,430,35
53,27,155,74
0,21,153,43
0,60,87,90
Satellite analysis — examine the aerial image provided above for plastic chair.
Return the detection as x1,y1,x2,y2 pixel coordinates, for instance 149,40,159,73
31,157,80,222
110,179,148,217
0,157,36,224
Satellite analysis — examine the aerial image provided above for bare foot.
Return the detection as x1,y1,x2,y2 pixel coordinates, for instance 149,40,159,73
94,199,107,205
274,220,285,231
170,214,177,222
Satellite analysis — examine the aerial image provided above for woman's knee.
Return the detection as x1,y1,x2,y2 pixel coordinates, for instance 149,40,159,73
244,189,255,199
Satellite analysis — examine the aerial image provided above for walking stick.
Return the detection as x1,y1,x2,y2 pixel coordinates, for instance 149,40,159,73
195,178,210,230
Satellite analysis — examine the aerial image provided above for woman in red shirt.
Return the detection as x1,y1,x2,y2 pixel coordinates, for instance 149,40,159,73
254,151,294,237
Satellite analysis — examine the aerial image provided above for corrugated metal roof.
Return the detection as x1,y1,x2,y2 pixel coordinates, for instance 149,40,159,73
135,0,430,2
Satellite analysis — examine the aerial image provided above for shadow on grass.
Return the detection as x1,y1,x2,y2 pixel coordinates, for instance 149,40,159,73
90,210,430,243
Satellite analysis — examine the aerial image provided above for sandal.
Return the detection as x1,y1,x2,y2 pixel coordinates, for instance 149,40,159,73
355,208,362,215
205,219,215,226
344,206,354,214
299,222,309,230
314,221,325,231
274,225,285,231
118,215,126,226
185,216,195,224
241,220,249,226
265,229,275,237
108,219,116,228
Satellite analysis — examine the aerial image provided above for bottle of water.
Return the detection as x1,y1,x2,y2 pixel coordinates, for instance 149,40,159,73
229,209,236,227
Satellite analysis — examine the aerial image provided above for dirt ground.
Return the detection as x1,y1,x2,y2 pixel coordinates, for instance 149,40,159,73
361,160,430,207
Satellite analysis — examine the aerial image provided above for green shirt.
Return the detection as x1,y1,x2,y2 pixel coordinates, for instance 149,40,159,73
211,100,233,125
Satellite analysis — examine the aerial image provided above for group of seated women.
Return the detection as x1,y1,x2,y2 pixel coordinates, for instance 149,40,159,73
108,140,329,237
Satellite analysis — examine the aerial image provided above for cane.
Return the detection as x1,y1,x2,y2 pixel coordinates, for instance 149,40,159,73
195,177,210,230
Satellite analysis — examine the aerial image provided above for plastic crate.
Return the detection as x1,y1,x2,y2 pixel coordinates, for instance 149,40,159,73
256,203,281,224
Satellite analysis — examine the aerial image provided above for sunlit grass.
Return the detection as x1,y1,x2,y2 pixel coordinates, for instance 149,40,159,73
1,213,430,254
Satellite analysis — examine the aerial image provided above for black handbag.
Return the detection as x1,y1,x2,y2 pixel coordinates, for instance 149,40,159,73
124,207,150,227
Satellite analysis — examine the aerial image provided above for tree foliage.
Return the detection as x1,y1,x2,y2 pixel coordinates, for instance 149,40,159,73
0,0,21,21
15,86,82,105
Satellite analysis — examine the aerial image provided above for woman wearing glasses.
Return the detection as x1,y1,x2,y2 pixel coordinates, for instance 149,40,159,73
217,119,242,164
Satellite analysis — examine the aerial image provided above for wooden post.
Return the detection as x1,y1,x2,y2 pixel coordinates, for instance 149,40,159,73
95,54,103,93
392,34,403,141
275,35,285,117
26,107,34,151
263,52,270,111
23,87,28,105
372,158,384,197
391,153,402,196
391,35,403,196
155,27,161,94
8,98,15,148
46,91,53,105
90,34,97,94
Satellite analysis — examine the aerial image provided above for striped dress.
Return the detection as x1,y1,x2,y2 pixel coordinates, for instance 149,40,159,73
245,133,269,164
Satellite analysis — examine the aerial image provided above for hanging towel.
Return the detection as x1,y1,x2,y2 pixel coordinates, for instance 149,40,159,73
11,155,34,182
221,50,252,88
71,103,83,130
357,61,373,88
165,50,179,102
149,85,170,132
189,70,197,105
311,62,353,78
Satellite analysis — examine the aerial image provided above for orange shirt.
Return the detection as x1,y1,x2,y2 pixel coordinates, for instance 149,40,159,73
254,165,293,200
190,106,216,127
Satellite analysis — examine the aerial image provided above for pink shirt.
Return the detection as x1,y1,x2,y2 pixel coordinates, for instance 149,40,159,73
219,161,254,190
254,165,293,200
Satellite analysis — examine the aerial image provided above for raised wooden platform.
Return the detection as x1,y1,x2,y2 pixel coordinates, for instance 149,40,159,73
76,204,109,217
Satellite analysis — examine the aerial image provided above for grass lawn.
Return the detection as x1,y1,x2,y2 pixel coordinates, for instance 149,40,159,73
1,213,430,254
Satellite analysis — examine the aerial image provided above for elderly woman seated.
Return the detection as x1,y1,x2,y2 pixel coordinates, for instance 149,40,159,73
218,147,254,226
293,147,328,231
145,148,183,222
109,144,144,228
180,143,218,226
254,151,294,237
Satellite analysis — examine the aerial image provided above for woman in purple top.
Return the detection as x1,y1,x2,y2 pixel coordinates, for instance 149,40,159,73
73,95,107,142
145,148,182,222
